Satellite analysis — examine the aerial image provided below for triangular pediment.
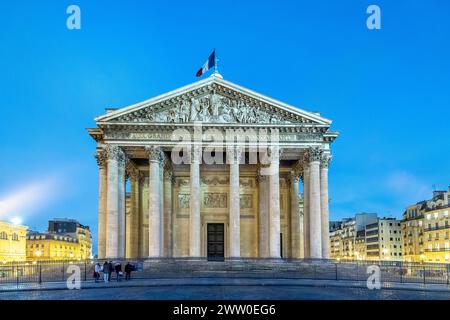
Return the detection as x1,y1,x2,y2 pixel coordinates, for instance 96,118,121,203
95,74,331,126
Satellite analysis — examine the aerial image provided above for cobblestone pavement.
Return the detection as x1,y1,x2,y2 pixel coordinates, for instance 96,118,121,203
1,278,449,300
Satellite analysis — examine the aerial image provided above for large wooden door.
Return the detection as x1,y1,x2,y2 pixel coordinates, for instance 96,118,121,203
207,223,225,261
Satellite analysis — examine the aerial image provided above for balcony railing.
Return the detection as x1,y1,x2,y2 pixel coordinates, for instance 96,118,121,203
424,248,450,252
424,225,450,232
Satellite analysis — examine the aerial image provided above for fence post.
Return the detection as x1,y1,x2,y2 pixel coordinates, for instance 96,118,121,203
399,263,403,284
38,262,42,284
423,265,426,285
335,263,338,280
16,266,19,289
84,262,87,282
447,266,449,286
62,262,65,282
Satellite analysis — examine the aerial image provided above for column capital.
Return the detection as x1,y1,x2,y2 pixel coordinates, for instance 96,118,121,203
267,146,282,163
227,146,244,164
308,146,323,163
104,145,127,164
145,146,164,163
164,160,175,182
256,164,270,184
320,153,332,169
288,171,301,183
189,147,202,163
138,172,146,185
95,149,107,168
126,161,140,181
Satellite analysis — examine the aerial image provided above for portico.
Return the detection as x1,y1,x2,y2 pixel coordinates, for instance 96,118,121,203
89,73,338,260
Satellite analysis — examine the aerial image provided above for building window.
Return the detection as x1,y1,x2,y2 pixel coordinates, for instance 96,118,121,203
12,233,19,241
0,231,8,240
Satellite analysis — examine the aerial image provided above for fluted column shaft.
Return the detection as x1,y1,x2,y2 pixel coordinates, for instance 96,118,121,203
320,154,331,259
189,148,201,257
126,167,140,258
96,150,107,259
117,159,126,259
303,160,310,258
229,148,241,258
164,167,173,257
309,148,323,259
147,147,163,257
290,172,302,258
269,149,281,258
258,169,269,258
105,145,125,258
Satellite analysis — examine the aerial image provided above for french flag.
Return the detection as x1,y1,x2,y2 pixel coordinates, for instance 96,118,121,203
196,50,216,77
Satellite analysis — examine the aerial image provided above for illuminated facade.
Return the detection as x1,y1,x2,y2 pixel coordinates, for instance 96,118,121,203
402,188,450,263
329,214,402,261
0,220,28,262
89,74,338,260
26,219,92,261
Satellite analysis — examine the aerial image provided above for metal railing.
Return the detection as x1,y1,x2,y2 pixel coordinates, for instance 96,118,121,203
0,258,449,288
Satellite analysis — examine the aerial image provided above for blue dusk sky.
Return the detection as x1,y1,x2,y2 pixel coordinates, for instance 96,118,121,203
0,1,449,252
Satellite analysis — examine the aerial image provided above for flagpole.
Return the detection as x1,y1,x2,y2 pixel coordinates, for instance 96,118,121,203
214,48,219,75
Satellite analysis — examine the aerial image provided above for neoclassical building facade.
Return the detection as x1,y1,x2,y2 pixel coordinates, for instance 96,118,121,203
88,73,338,260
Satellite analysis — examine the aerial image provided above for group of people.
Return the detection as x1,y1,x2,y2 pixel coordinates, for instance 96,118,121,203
93,261,135,283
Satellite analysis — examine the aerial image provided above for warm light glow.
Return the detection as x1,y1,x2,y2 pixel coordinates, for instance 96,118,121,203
420,254,425,260
35,250,42,257
10,217,22,225
69,253,74,258
0,177,59,220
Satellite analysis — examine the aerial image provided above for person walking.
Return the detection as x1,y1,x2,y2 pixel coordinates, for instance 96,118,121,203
124,262,133,281
94,263,102,283
114,262,122,282
108,261,114,282
103,261,109,283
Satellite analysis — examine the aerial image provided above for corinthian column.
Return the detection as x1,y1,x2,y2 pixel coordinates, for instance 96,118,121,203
308,147,323,259
105,145,125,258
146,146,163,257
95,149,107,259
269,148,281,258
320,153,331,259
189,148,201,257
289,168,302,259
257,167,269,258
117,154,127,259
163,162,174,257
126,163,140,258
302,153,310,258
229,147,241,258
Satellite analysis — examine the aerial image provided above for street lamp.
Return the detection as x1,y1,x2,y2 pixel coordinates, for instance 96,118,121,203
35,250,42,258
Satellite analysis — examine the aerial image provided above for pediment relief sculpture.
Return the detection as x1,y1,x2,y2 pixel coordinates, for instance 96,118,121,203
113,93,305,125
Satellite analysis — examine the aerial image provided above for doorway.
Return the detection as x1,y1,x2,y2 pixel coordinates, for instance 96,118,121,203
207,223,225,261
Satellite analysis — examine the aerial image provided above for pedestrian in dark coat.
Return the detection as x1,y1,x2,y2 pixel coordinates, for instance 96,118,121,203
124,262,133,281
103,261,109,282
114,263,122,281
108,261,114,282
